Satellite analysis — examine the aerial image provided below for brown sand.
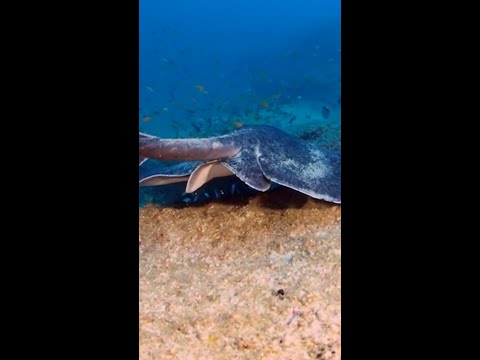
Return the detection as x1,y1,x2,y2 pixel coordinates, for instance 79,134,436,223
140,188,341,359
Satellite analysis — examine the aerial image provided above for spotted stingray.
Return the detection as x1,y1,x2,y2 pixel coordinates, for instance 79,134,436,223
139,125,341,203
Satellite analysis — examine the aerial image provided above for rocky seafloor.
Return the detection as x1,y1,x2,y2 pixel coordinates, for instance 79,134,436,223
140,187,341,359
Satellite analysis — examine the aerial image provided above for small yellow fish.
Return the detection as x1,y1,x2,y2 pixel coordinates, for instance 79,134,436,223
233,121,243,128
194,84,206,93
260,100,269,109
143,116,152,122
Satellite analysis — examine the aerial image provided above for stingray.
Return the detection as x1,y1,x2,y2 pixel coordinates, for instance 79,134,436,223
139,125,341,203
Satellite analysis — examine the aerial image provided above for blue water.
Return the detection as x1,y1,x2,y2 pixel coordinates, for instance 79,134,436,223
139,0,340,206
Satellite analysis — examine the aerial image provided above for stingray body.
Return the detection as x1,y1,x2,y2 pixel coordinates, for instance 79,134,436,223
139,125,341,203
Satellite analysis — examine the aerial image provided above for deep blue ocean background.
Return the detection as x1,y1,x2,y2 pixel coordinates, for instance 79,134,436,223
139,0,340,206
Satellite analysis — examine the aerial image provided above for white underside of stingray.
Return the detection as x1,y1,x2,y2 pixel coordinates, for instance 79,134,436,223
140,161,235,191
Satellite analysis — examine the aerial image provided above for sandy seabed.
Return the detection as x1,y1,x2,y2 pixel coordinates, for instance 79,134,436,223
139,188,341,359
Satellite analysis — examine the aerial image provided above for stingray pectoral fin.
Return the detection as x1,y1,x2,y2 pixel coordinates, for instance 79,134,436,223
185,162,235,193
258,147,341,203
139,132,156,139
139,156,148,166
223,152,271,192
139,175,190,187
139,159,202,187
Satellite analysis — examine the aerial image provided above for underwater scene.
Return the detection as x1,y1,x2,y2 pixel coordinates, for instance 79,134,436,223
139,0,340,207
139,1,341,359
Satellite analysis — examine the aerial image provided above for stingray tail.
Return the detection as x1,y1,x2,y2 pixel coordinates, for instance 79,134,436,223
139,132,157,165
139,132,241,162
